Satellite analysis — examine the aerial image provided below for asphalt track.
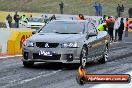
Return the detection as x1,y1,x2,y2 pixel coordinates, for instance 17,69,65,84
0,33,132,88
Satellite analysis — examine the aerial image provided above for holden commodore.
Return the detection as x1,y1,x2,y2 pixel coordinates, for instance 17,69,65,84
22,20,110,67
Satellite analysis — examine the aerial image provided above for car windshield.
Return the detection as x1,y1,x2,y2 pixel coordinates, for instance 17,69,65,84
39,21,85,34
28,17,44,22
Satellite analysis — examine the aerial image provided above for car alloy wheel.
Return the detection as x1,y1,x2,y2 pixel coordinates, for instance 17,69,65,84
80,46,87,68
104,46,108,61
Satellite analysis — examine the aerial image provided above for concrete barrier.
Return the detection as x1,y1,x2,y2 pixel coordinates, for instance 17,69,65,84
0,28,32,55
0,29,13,55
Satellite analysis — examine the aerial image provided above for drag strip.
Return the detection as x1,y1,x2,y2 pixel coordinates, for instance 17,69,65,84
0,43,132,88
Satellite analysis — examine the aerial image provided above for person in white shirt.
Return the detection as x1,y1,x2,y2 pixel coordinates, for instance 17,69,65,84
114,16,120,42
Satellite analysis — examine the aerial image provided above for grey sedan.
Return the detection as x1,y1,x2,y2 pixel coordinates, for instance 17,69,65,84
22,20,110,67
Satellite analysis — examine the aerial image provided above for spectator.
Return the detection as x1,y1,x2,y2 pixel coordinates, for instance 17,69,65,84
93,2,99,16
121,4,124,12
50,14,56,21
42,15,48,24
128,8,132,18
118,18,124,41
120,4,124,17
28,14,33,21
125,18,130,37
99,3,102,16
97,23,107,31
117,4,121,17
6,14,12,28
59,1,64,14
106,16,115,42
20,15,28,23
101,15,107,23
14,11,20,28
77,14,85,20
114,16,120,42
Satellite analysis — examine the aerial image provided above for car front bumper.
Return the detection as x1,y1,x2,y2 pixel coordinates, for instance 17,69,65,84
22,47,81,63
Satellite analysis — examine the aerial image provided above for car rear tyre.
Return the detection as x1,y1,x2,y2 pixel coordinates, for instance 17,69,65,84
23,61,34,67
80,46,88,68
98,46,108,64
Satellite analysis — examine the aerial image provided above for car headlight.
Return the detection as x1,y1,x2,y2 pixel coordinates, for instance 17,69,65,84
23,41,34,47
61,42,79,48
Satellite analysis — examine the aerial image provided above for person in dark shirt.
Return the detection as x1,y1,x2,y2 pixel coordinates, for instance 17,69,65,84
6,14,12,28
118,18,124,41
14,11,20,28
50,14,56,21
59,1,64,14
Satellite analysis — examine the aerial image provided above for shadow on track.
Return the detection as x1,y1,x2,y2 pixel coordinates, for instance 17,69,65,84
23,62,101,70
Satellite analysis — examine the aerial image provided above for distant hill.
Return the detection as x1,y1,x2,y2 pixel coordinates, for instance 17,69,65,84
0,0,131,17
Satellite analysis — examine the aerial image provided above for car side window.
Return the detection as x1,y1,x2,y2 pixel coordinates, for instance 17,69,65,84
87,23,98,35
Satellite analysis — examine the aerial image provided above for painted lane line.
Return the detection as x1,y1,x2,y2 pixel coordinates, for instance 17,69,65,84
1,70,61,88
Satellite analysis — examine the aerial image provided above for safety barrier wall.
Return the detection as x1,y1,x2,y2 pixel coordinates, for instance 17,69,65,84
0,28,32,56
7,31,32,55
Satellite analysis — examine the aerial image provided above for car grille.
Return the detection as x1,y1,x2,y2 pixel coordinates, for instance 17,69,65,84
36,42,59,48
33,53,61,60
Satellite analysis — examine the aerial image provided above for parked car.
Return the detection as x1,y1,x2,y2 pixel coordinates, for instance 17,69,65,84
22,20,110,67
19,16,45,29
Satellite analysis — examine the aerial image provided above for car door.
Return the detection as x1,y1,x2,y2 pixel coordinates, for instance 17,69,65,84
86,23,99,61
92,23,105,56
96,32,107,56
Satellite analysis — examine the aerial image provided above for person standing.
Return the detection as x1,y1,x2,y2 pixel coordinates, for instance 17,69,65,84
128,8,132,18
106,16,115,42
101,15,106,23
59,1,64,14
114,16,120,42
14,11,20,28
99,3,102,16
28,14,33,21
6,14,12,28
125,18,130,37
20,15,28,23
117,4,121,17
94,2,99,16
118,18,124,41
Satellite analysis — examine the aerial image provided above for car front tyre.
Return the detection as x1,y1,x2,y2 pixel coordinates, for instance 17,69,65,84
98,46,108,64
80,46,88,68
23,61,34,67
